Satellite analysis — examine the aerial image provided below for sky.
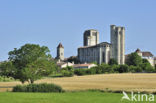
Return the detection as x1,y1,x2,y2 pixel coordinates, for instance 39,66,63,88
0,0,156,61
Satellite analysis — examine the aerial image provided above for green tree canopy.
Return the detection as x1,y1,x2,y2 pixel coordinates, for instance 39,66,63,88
126,52,142,66
8,44,55,84
108,58,118,65
0,61,15,78
141,59,154,72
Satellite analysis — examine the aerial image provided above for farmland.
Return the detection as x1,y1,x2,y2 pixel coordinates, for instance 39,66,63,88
1,73,156,92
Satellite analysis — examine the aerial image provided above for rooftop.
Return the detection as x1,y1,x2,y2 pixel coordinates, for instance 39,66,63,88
135,48,141,53
57,43,64,48
142,52,153,57
78,42,111,49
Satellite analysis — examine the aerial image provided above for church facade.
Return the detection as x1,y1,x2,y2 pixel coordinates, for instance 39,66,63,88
78,25,125,64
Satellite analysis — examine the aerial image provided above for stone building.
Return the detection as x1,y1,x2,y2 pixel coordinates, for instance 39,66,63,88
78,42,111,64
135,48,155,66
56,43,64,61
83,29,99,46
78,25,125,64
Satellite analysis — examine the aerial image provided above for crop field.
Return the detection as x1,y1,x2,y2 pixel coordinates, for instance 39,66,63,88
1,73,156,92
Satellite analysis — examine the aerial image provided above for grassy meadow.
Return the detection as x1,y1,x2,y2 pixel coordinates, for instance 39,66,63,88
0,91,155,103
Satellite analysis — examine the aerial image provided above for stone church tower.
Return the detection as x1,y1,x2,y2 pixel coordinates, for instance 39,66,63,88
56,43,64,61
83,29,99,46
110,25,125,64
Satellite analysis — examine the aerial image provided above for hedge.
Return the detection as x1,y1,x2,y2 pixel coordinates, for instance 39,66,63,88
12,83,64,92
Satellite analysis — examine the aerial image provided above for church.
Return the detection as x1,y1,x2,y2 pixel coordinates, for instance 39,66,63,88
78,25,125,64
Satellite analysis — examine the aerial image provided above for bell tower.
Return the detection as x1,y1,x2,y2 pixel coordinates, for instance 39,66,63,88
56,43,64,61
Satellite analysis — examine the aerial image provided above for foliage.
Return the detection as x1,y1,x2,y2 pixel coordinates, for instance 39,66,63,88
12,83,64,92
0,61,15,78
86,67,96,74
117,65,129,73
8,44,55,84
74,69,87,76
141,59,154,72
129,65,142,73
108,58,118,65
61,66,74,77
99,63,111,73
0,76,15,82
126,52,142,66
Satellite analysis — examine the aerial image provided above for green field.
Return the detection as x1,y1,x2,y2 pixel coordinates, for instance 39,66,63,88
0,91,155,103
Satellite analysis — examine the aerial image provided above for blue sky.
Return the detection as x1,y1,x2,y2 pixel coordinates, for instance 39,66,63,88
0,0,156,61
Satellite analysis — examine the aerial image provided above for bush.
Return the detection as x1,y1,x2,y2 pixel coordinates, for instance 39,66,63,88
61,70,74,77
108,59,118,65
117,65,129,73
74,69,87,76
110,65,120,73
100,64,111,73
86,67,96,74
61,66,74,77
129,65,142,73
0,76,15,82
12,83,64,92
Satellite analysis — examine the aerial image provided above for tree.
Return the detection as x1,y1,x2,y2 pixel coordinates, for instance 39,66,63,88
129,65,142,73
117,65,129,73
0,61,15,78
126,52,142,66
141,59,154,72
99,63,110,73
8,44,55,84
108,58,118,65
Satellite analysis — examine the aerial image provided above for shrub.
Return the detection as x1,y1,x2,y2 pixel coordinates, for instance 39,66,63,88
0,76,15,82
86,67,96,74
61,70,73,77
129,65,142,73
108,58,118,65
117,65,129,73
12,83,64,92
110,65,120,73
61,66,74,77
140,61,154,73
100,64,110,73
74,69,87,76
